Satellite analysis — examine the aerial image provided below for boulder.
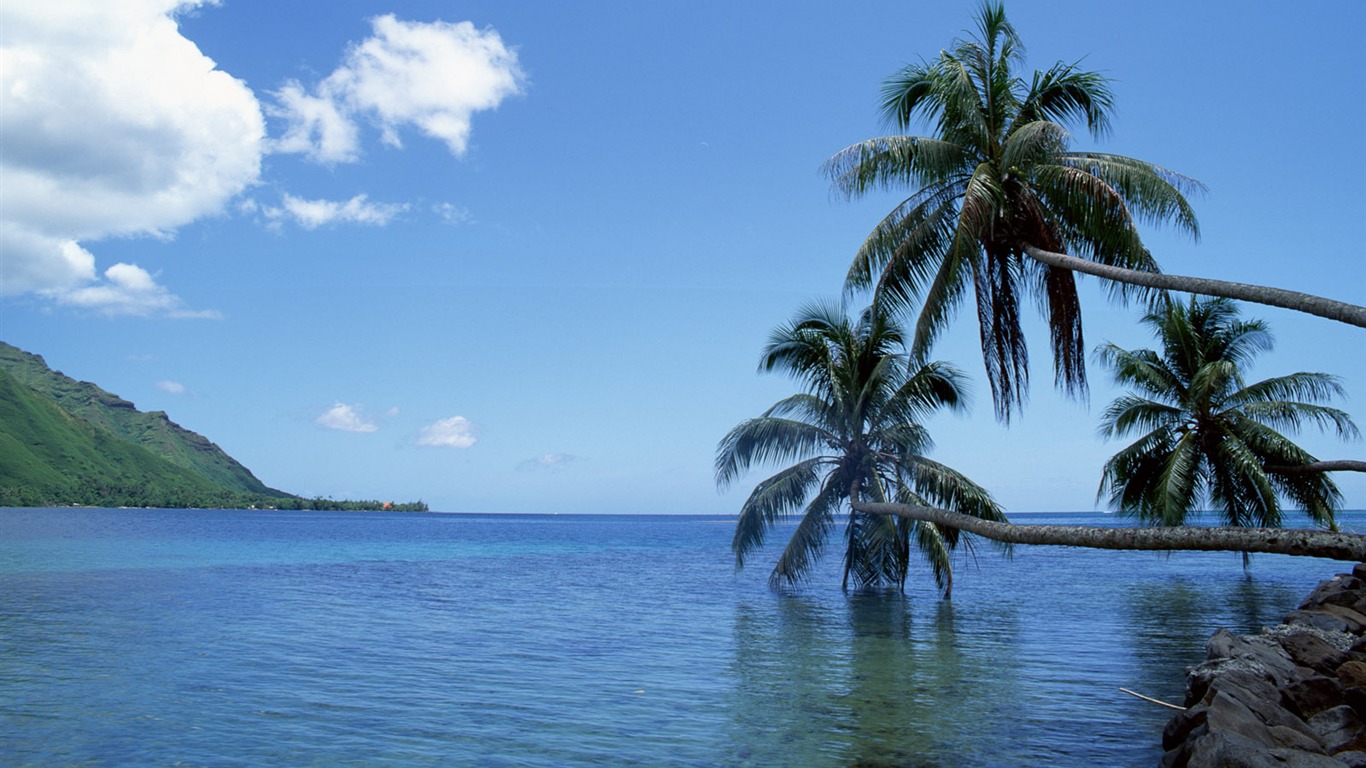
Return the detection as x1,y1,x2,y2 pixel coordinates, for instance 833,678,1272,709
1279,632,1351,674
1166,567,1366,766
1284,676,1348,720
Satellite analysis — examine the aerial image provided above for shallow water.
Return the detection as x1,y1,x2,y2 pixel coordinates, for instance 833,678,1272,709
0,508,1356,766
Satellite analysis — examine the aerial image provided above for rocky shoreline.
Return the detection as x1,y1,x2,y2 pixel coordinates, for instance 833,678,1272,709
1162,564,1366,767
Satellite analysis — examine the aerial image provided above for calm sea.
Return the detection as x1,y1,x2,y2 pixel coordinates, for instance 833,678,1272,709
1,508,1359,767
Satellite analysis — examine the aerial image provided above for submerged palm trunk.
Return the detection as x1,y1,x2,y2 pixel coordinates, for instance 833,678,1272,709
850,500,1366,561
1021,245,1366,329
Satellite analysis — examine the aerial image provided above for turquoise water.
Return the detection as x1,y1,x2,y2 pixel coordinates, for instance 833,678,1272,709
0,508,1357,767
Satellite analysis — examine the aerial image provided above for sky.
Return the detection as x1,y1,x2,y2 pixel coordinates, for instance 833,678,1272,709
1,0,1363,515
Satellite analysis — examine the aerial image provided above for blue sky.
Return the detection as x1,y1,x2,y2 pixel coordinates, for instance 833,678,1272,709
2,0,1362,514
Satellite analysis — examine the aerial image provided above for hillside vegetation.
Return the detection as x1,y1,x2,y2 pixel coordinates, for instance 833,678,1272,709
0,342,425,511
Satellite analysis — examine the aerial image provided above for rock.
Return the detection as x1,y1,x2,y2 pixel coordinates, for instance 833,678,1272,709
1320,605,1366,635
1204,630,1303,687
1335,750,1366,768
1186,731,1343,768
1164,703,1209,751
1278,631,1350,674
1284,676,1347,720
1308,704,1366,754
1267,724,1326,753
1340,661,1366,691
1289,609,1361,635
1167,567,1366,766
1301,575,1365,610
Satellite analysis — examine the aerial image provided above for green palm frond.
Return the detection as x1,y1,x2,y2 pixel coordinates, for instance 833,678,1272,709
1056,153,1203,236
770,474,845,588
721,302,1001,594
715,417,834,490
1098,394,1183,439
1095,343,1184,403
732,457,829,569
1016,63,1114,137
1098,297,1355,530
1000,120,1069,173
825,137,971,198
831,3,1202,419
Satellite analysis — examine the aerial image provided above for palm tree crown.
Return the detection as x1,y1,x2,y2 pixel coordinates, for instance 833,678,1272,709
1097,296,1358,529
716,302,1004,595
824,2,1202,421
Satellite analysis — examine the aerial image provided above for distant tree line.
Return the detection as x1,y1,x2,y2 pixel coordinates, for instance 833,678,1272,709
0,481,428,512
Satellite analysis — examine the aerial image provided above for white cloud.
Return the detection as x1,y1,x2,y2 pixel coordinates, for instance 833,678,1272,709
0,0,262,313
518,453,582,471
434,202,472,224
316,402,378,433
270,15,523,163
417,416,477,448
266,193,408,229
54,263,222,319
156,380,187,395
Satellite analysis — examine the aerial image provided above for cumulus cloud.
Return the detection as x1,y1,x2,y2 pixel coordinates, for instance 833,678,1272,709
265,193,408,229
156,380,187,395
417,416,477,448
55,263,222,319
316,402,378,433
0,0,262,314
517,453,582,471
271,15,523,163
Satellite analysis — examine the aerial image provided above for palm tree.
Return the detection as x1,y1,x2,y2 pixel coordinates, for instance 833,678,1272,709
825,2,1366,428
1097,297,1358,530
824,2,1202,420
715,302,1005,596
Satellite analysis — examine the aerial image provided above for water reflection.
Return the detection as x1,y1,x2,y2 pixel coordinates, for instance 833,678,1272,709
1121,573,1306,705
727,591,1026,767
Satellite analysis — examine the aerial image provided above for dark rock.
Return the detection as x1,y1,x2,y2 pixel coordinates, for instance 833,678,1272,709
1215,675,1323,747
1206,690,1277,748
1336,750,1366,768
1301,575,1365,610
1341,661,1366,692
1165,703,1209,751
1288,609,1360,635
1187,730,1342,768
1278,631,1350,674
1320,605,1366,635
1308,704,1366,753
1283,675,1347,720
1207,632,1303,688
1267,724,1326,753
1168,569,1366,766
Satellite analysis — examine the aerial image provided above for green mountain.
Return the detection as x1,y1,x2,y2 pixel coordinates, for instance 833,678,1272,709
0,366,249,507
0,342,426,511
0,342,282,497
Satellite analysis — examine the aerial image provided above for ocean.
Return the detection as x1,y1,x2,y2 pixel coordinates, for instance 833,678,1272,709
0,507,1357,767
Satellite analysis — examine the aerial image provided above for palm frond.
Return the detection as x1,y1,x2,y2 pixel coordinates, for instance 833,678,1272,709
824,136,971,199
1017,62,1114,138
769,474,846,588
732,457,830,569
1097,394,1184,439
715,417,835,490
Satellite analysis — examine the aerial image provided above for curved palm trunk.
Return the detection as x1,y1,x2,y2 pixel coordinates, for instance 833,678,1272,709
850,499,1366,561
1268,460,1366,475
1021,245,1366,329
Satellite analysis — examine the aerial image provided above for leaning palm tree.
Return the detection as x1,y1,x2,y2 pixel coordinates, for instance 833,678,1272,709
829,4,1366,422
715,301,1005,596
1097,296,1358,530
825,2,1204,421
